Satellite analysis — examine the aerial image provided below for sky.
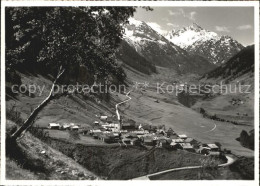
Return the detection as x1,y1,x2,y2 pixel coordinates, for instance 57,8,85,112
133,7,254,46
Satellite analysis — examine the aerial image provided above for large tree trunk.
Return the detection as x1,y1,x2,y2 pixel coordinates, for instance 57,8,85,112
11,67,65,140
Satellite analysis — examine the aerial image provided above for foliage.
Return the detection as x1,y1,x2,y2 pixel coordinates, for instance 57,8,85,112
229,156,254,180
29,126,50,141
237,130,254,150
6,104,24,125
6,7,137,84
198,157,220,179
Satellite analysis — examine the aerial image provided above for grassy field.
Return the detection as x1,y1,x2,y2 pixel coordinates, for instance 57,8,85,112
118,89,253,157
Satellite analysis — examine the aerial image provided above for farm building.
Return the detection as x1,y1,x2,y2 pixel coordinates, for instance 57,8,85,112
100,132,118,143
143,136,155,146
178,134,188,139
207,144,219,151
180,143,195,152
101,123,120,131
61,123,71,130
121,123,136,130
70,125,79,131
170,142,182,150
157,138,172,148
48,123,61,129
100,116,108,121
172,139,184,143
94,121,99,125
198,147,211,155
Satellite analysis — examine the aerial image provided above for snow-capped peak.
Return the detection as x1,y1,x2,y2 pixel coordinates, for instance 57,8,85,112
128,17,143,27
165,23,219,49
188,23,203,31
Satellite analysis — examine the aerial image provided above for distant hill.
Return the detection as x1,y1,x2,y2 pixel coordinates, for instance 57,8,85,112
202,45,254,81
165,23,244,65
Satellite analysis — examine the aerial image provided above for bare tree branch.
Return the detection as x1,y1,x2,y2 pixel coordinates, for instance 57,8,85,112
11,66,65,140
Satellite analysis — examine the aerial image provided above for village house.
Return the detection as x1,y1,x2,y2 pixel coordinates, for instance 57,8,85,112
178,134,188,139
168,133,179,139
180,143,195,152
48,123,61,130
170,142,182,150
121,123,136,131
70,125,79,131
198,145,211,155
207,144,220,151
143,136,155,146
157,138,172,148
172,138,184,143
61,123,71,130
100,115,108,121
101,123,120,131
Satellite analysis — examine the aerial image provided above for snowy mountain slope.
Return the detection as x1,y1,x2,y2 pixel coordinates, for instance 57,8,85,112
122,18,216,75
165,23,244,65
165,23,218,49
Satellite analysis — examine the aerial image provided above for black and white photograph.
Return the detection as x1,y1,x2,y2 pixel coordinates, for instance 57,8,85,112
1,1,259,185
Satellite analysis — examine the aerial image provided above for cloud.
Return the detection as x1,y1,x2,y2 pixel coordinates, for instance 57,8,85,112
237,24,252,30
215,26,230,32
168,10,181,16
168,9,197,21
188,12,197,21
178,8,186,17
162,17,170,22
147,22,167,35
166,23,179,28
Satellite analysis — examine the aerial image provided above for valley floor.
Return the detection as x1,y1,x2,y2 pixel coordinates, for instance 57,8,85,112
120,88,253,157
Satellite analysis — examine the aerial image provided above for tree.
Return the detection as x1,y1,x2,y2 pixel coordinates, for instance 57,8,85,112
7,7,137,140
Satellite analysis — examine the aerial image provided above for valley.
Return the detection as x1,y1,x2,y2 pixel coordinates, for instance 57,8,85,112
4,6,255,181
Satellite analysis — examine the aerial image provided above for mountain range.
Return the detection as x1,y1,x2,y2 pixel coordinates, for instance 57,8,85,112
119,18,246,76
165,23,244,65
120,18,216,75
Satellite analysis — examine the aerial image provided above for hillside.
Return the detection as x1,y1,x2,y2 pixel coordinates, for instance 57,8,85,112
6,120,99,180
116,40,157,75
165,23,244,65
202,45,254,81
191,45,254,140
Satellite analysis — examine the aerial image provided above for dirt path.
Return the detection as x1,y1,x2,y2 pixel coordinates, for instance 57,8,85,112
131,155,235,180
115,90,132,121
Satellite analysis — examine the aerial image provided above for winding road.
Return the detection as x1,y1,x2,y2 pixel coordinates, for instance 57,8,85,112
115,90,132,121
203,123,217,133
131,155,235,180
